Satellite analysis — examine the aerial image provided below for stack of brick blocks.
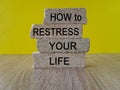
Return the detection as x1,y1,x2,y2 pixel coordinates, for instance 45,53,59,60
30,8,90,68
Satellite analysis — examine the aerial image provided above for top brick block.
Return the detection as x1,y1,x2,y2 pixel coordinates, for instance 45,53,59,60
44,8,87,24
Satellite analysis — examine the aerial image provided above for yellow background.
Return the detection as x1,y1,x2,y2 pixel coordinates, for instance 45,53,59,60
0,0,120,54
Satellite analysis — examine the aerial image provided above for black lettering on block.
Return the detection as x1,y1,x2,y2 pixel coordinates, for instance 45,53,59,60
49,42,55,50
71,42,77,50
33,28,38,35
49,57,54,65
50,13,72,21
64,57,70,65
49,57,70,65
56,42,63,50
50,13,56,21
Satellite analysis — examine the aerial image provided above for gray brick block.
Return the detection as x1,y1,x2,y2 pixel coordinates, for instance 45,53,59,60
44,8,87,24
30,24,82,39
33,52,85,68
37,38,90,53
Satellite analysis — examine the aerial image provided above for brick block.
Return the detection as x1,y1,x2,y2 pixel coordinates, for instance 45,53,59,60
37,38,90,53
33,52,85,68
44,8,87,24
30,24,82,39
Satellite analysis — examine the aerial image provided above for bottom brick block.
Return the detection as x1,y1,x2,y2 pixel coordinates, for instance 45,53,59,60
32,52,86,68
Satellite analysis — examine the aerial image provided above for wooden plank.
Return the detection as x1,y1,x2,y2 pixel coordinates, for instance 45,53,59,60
0,54,120,89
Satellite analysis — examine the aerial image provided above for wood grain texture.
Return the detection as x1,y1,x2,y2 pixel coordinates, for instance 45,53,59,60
0,54,120,90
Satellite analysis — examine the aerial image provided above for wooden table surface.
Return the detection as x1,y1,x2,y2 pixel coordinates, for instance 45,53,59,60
0,54,120,90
